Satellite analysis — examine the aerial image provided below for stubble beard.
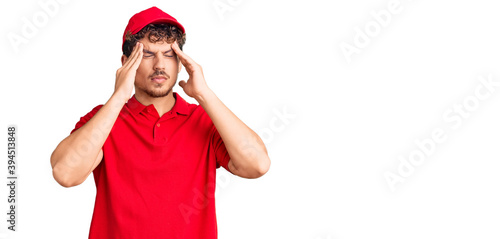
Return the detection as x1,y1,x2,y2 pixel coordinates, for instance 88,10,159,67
136,71,177,98
137,81,176,98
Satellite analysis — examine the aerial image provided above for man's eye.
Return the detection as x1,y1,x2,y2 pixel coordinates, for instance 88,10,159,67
164,55,174,57
144,54,154,58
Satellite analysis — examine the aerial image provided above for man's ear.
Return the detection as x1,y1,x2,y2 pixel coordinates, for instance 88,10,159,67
121,55,127,66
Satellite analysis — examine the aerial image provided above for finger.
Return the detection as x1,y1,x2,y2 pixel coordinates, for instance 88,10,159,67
122,42,139,68
129,43,143,70
123,42,142,69
171,42,197,69
178,80,187,88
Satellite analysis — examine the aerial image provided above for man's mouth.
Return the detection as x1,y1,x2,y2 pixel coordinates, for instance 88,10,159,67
151,76,167,83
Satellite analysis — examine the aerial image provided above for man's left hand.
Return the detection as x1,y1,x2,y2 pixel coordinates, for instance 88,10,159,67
171,41,210,100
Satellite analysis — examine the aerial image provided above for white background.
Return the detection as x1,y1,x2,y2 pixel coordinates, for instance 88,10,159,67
1,0,500,238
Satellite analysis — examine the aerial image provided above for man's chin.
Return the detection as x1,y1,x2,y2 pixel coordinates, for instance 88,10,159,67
136,81,176,98
144,86,174,98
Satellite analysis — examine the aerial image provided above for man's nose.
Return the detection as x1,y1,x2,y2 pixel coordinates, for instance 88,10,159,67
153,56,166,70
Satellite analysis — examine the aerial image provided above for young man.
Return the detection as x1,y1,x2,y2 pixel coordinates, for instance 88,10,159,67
50,6,270,238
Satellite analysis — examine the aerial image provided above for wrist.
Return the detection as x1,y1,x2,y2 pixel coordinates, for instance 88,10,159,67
111,90,131,105
194,87,215,105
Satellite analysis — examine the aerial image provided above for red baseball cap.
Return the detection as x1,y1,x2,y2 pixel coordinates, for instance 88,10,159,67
122,6,185,47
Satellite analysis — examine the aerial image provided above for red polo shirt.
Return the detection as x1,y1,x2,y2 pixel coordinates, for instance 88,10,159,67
70,93,232,239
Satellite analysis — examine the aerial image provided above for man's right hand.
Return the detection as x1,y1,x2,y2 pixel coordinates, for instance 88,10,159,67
114,42,143,100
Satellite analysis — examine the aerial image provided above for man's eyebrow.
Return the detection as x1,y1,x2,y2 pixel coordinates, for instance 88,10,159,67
142,49,173,54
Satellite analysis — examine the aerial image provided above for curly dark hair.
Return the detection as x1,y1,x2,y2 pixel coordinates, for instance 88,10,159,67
122,23,186,57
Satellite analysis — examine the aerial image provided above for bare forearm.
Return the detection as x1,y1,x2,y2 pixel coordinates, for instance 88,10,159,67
195,89,270,178
50,93,127,186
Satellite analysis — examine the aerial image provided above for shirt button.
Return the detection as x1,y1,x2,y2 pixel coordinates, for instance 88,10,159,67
156,123,161,127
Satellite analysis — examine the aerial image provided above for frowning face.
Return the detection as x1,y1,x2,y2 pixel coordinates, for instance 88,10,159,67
129,35,181,98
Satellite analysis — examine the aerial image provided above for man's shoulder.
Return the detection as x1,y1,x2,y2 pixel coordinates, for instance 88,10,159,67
92,104,104,112
186,103,209,119
84,104,105,118
182,101,214,126
175,93,207,117
81,104,104,118
70,104,104,134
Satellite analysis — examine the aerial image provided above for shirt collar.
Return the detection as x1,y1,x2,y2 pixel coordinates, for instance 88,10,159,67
126,92,189,116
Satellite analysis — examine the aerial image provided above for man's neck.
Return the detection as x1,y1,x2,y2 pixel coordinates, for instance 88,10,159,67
134,91,176,117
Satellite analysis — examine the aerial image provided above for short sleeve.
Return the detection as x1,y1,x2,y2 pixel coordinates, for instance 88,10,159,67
210,126,232,174
70,105,104,135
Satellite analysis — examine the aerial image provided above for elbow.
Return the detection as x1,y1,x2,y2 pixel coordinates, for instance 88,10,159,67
255,155,271,178
52,164,74,188
51,146,87,188
246,155,271,179
54,178,75,188
51,148,72,187
230,155,271,179
51,159,83,188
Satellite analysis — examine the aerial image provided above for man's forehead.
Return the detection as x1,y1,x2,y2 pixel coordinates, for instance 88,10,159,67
139,37,172,51
141,42,173,53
